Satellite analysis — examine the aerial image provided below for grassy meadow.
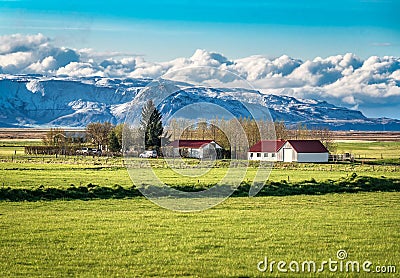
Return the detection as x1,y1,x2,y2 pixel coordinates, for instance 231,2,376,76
335,141,400,159
0,140,399,276
0,161,399,190
0,193,399,277
0,140,399,190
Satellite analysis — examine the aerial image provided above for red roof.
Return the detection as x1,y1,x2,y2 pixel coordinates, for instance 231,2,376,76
287,140,328,153
249,140,286,152
169,140,217,149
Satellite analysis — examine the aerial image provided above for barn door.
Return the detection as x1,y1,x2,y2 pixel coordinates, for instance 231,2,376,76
283,148,293,162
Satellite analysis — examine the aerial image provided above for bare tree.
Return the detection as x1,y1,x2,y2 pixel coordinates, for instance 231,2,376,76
197,121,208,140
313,127,337,153
43,128,66,146
274,121,288,140
86,122,114,150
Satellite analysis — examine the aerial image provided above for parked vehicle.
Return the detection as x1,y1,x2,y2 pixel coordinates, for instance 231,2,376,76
139,150,157,158
76,147,102,156
89,149,102,156
76,147,89,155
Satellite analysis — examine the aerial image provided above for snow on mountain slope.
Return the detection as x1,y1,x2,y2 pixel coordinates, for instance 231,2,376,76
0,75,149,127
0,75,399,130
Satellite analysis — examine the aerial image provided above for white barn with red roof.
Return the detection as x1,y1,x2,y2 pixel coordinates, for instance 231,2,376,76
169,140,222,159
280,140,329,162
248,140,286,161
248,140,329,162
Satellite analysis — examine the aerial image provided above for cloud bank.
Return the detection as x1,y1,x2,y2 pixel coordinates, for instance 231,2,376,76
1,33,399,118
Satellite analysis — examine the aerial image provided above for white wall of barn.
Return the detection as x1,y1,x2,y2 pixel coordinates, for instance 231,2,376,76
277,141,329,162
297,153,329,162
280,142,295,162
248,152,279,161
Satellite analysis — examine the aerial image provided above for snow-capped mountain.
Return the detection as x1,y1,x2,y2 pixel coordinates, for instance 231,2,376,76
0,74,399,131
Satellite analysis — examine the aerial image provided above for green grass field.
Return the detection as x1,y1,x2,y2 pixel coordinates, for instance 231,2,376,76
0,193,399,277
336,141,400,159
0,140,399,276
0,141,399,189
1,161,399,189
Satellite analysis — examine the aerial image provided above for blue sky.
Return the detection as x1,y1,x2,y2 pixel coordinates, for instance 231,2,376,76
1,0,399,61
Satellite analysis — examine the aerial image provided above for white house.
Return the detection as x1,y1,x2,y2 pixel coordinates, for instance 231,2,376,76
248,140,286,161
248,140,329,162
169,140,223,159
280,140,329,162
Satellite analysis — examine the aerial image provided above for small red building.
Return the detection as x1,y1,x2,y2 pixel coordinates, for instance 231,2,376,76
169,140,223,159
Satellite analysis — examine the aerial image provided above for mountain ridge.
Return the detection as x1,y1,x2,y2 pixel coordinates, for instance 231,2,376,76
0,75,399,131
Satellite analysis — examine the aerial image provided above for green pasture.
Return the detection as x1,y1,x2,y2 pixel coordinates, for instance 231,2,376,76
0,139,42,147
1,140,400,158
335,141,400,159
0,193,399,277
1,161,399,189
0,146,25,156
0,140,399,276
0,140,398,193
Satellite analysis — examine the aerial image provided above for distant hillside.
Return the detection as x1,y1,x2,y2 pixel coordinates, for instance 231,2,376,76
0,75,399,131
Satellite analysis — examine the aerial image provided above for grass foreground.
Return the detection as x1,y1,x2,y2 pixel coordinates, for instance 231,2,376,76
1,173,399,201
0,192,399,277
1,140,399,276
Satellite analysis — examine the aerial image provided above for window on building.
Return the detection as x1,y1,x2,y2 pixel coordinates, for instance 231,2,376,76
250,153,253,157
272,153,276,157
264,153,268,157
257,153,261,157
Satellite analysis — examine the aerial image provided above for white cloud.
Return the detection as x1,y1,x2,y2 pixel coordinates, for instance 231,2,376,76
0,34,399,118
0,51,33,73
56,62,105,77
27,56,57,73
0,33,79,74
0,33,48,55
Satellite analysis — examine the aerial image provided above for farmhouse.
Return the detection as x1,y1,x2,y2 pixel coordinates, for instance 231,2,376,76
169,140,223,159
280,140,329,162
248,140,286,161
248,139,329,162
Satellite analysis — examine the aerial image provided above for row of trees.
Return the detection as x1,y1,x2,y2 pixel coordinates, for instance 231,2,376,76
85,122,123,152
40,100,164,154
42,123,124,153
164,118,336,152
125,100,337,159
41,99,336,157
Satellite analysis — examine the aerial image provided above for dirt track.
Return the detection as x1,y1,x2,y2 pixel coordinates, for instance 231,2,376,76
0,128,85,140
330,131,400,142
0,128,399,141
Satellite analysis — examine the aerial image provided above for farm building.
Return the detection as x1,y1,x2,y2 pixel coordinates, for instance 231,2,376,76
248,140,286,161
169,140,223,159
248,140,329,162
280,140,329,162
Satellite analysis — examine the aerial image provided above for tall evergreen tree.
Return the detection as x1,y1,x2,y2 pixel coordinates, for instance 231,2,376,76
140,100,163,153
108,130,121,152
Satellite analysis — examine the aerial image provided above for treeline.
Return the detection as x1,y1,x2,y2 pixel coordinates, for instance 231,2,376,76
164,118,336,154
31,98,336,158
28,123,125,155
